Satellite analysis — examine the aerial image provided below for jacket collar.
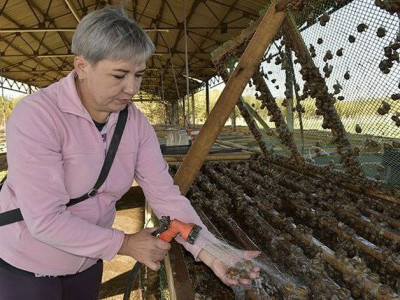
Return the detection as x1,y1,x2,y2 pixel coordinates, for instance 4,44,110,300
56,70,119,125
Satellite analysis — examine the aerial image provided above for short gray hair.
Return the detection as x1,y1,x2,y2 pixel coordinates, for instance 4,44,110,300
71,6,155,64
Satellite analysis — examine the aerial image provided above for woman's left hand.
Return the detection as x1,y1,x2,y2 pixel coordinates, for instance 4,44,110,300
198,248,261,286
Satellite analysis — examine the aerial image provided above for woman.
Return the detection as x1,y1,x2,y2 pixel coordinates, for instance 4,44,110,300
0,6,259,299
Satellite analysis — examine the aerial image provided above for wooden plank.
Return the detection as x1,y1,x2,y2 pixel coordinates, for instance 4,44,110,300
270,157,400,206
243,101,275,135
164,152,253,163
215,139,261,153
174,3,288,195
164,242,196,300
145,205,195,300
211,17,261,65
236,99,275,158
163,254,177,300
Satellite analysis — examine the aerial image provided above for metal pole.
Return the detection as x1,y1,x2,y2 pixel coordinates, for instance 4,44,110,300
160,33,182,126
205,80,210,116
191,91,195,127
183,0,190,128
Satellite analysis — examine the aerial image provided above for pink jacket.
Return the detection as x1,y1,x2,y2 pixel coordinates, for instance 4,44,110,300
0,71,207,276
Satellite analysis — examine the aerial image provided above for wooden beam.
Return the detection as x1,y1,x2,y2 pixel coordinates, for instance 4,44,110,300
64,0,81,22
218,66,276,158
174,3,288,195
251,69,303,163
211,18,261,65
215,139,260,153
281,13,362,175
236,99,276,158
164,152,252,163
164,242,196,300
242,101,276,137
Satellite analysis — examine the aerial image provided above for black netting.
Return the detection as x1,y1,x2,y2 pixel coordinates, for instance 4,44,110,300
252,0,400,186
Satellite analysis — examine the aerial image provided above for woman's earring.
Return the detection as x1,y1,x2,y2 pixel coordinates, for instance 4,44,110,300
78,76,84,82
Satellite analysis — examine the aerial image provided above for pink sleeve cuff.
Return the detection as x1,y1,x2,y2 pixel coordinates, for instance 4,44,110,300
102,229,125,261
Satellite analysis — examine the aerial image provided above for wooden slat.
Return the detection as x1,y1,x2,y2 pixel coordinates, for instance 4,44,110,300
164,242,196,300
164,152,253,163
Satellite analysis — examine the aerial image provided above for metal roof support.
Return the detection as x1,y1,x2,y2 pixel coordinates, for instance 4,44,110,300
160,73,168,125
0,28,76,33
0,28,170,33
64,0,81,23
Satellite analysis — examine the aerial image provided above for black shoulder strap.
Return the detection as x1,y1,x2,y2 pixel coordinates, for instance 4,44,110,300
67,105,128,206
0,105,128,227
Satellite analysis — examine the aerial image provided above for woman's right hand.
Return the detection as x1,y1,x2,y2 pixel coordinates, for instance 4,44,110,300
118,228,171,271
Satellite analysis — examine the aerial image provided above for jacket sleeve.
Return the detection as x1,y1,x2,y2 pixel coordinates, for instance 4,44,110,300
133,112,213,259
6,98,124,261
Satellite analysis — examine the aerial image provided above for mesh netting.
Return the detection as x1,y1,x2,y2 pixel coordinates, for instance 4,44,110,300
237,0,400,187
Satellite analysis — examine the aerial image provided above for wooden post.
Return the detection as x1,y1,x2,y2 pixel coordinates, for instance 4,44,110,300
220,66,275,157
174,3,288,195
252,69,303,163
236,99,274,158
281,14,363,175
243,101,276,137
284,45,294,132
164,242,196,300
230,110,237,132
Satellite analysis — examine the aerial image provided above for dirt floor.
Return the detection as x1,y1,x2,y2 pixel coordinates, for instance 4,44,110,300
98,184,158,300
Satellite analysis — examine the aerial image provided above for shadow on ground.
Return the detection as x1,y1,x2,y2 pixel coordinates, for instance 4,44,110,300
116,185,145,211
99,185,147,300
98,268,143,299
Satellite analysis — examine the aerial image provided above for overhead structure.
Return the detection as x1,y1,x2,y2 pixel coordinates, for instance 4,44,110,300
1,0,271,100
0,0,347,100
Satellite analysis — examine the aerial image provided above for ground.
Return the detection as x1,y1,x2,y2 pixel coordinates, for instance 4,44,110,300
98,185,156,300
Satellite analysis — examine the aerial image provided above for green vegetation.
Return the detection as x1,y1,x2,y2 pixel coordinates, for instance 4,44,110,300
2,91,398,139
134,101,167,124
0,96,23,128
